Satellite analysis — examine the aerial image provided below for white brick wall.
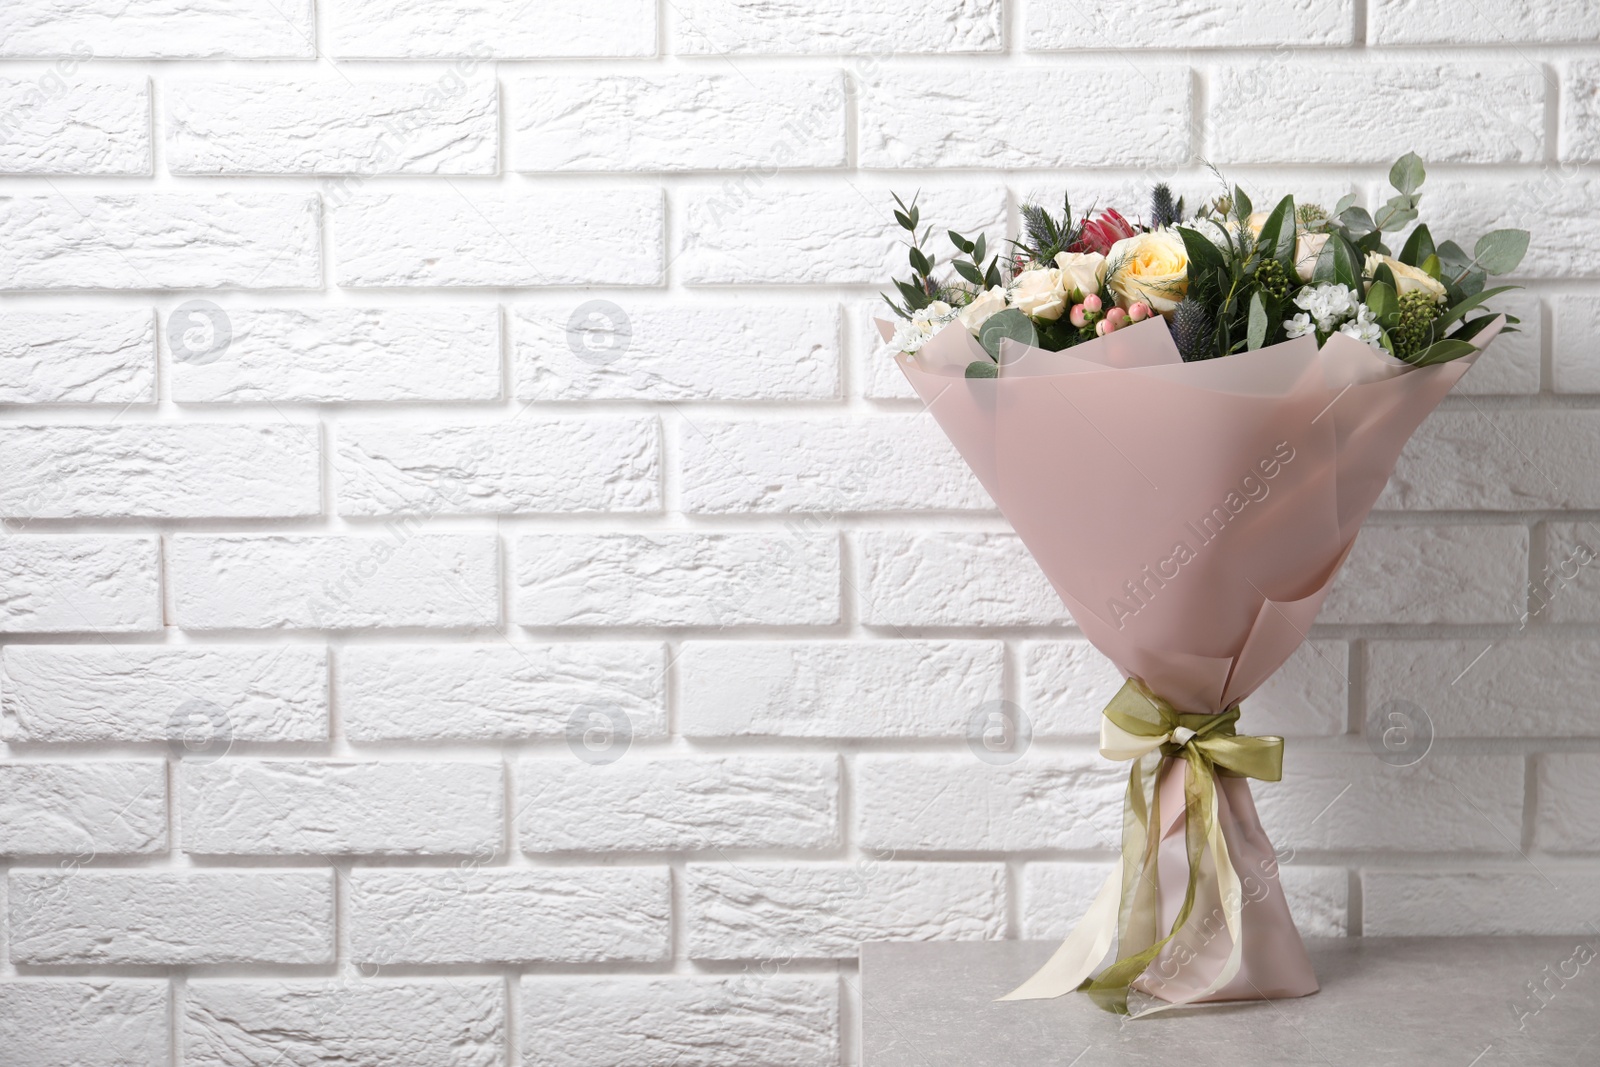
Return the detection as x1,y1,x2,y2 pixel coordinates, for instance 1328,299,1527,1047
1,5,1596,1064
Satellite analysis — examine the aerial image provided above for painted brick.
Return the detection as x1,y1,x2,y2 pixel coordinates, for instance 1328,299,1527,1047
180,760,503,856
1411,176,1600,278
185,980,503,1067
1565,60,1600,161
1213,61,1543,164
170,306,500,403
1534,754,1600,852
0,980,168,1067
680,415,986,514
1363,870,1600,935
1367,638,1600,738
1455,291,1540,395
167,77,497,175
2,645,326,743
518,756,839,853
686,862,1005,959
1022,638,1348,737
0,1,314,58
1535,523,1600,623
856,533,1070,627
1023,862,1349,939
0,762,165,856
9,870,333,964
337,643,665,742
0,424,319,519
1370,0,1600,44
335,418,659,515
332,0,655,57
1319,525,1527,624
1554,295,1600,393
0,536,160,634
349,868,670,964
1029,0,1352,48
168,534,499,630
678,640,1003,738
1255,754,1523,852
673,0,1001,54
0,310,154,404
678,185,1006,285
0,195,321,289
514,533,839,627
0,74,148,174
521,976,838,1067
860,68,1190,169
513,302,840,402
509,72,845,171
855,755,1124,852
1378,411,1600,510
334,190,662,287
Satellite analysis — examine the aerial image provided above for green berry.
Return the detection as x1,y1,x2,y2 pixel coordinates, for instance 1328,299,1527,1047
1254,258,1290,301
1392,289,1443,358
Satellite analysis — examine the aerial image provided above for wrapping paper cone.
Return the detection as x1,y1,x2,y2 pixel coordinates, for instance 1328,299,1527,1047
882,313,1501,1014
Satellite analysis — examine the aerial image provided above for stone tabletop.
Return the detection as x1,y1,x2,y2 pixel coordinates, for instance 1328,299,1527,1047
860,937,1600,1066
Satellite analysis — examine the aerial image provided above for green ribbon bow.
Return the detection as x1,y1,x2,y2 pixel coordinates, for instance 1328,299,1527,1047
1001,678,1284,1016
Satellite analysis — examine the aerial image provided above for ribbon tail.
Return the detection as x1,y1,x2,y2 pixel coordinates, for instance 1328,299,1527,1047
996,859,1122,1001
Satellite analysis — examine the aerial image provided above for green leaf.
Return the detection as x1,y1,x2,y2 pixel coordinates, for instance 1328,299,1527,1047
1433,284,1519,336
965,359,999,378
909,248,931,275
1339,206,1376,237
1374,195,1418,232
1176,226,1227,277
1420,253,1442,279
1254,195,1296,270
1474,229,1530,275
1389,152,1426,196
1452,314,1505,344
1232,185,1253,223
1409,338,1478,367
947,230,974,255
978,308,1039,361
1368,280,1399,322
1247,292,1268,350
953,260,985,286
1334,193,1357,217
1373,261,1397,292
1330,232,1364,293
894,210,913,231
973,233,987,262
1399,224,1435,267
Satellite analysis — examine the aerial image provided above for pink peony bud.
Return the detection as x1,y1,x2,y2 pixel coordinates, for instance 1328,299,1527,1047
1095,319,1111,337
1129,301,1152,322
1082,293,1103,313
1069,304,1088,328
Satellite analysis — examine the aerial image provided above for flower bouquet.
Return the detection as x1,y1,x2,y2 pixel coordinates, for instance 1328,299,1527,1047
877,154,1527,1017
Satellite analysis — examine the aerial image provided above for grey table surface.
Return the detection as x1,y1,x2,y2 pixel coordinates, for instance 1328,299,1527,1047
860,937,1600,1066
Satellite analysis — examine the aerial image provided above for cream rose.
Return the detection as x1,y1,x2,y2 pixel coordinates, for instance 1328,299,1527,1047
1246,211,1271,238
1010,268,1067,321
957,286,1008,335
1052,250,1108,301
1294,231,1329,282
1365,252,1448,304
1106,230,1188,314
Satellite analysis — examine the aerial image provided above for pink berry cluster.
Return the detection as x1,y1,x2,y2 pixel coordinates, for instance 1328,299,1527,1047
1069,294,1153,338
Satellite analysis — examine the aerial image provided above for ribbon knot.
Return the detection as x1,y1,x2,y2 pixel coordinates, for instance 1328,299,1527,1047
1000,677,1285,1016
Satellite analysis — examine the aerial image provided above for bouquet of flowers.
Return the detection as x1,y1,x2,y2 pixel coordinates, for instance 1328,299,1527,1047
878,154,1527,1017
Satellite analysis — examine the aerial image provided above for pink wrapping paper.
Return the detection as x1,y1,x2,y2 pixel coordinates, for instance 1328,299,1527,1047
884,313,1501,1006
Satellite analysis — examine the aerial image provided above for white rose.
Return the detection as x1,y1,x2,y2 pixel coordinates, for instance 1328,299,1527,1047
1365,252,1448,304
1011,268,1067,321
957,286,1008,335
1294,232,1328,282
1052,251,1108,301
1246,211,1271,238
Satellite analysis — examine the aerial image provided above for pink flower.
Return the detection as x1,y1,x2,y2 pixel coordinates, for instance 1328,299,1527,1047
1069,304,1088,328
1082,293,1103,313
1071,209,1137,257
1128,301,1152,322
1105,307,1128,328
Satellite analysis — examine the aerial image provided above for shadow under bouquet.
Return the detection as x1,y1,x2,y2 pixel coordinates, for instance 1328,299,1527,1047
877,154,1528,1017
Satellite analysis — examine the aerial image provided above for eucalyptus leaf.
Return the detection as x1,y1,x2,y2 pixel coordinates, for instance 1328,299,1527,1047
1374,196,1418,232
1334,193,1357,216
965,359,999,378
953,260,985,286
947,230,974,254
973,233,987,262
1474,229,1530,275
1339,206,1376,236
979,308,1038,361
909,248,931,275
1390,152,1426,196
1247,292,1268,350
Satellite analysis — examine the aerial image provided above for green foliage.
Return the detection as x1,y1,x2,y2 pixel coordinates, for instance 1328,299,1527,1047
1016,194,1082,266
1390,290,1442,359
978,308,1038,361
